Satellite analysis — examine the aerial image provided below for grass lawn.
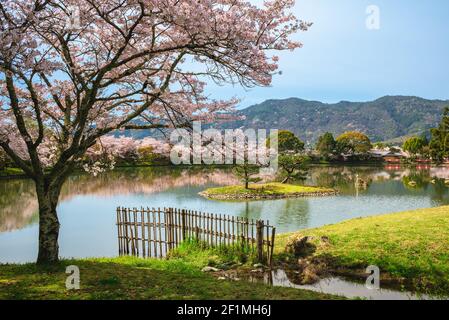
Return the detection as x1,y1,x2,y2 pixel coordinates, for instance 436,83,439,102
276,206,449,296
200,182,336,200
0,243,341,300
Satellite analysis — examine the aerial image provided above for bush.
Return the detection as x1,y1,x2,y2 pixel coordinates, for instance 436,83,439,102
137,146,170,165
168,238,257,268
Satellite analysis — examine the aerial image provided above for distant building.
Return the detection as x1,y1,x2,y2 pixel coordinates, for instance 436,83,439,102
383,153,404,163
416,158,432,164
368,147,408,163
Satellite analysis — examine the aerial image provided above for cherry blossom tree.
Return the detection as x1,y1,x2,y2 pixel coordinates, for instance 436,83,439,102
0,0,310,263
83,135,170,175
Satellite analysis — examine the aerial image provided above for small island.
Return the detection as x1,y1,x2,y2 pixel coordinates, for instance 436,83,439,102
199,182,338,200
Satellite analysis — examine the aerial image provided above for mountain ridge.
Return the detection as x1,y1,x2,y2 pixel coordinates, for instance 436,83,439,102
219,95,449,144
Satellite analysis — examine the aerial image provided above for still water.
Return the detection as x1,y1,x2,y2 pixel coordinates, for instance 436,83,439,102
249,270,437,300
1,165,449,263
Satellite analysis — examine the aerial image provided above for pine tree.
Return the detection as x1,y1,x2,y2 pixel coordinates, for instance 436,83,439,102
429,107,449,162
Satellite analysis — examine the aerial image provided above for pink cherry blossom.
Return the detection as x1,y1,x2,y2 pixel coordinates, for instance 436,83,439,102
0,0,308,263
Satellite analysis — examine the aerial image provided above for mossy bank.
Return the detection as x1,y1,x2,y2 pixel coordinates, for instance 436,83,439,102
276,206,449,297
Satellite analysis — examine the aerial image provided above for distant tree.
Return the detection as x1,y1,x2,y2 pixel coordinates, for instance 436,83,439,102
421,145,431,158
82,136,170,174
232,136,267,189
402,136,428,158
233,164,262,189
336,131,372,155
429,107,449,161
315,132,336,159
278,155,310,184
419,132,429,145
137,146,156,162
373,142,387,150
389,146,401,153
267,130,304,154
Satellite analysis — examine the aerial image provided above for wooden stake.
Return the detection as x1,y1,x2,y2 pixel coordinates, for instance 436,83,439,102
157,208,162,258
141,208,146,258
146,209,152,257
270,227,276,268
116,208,122,255
256,220,264,264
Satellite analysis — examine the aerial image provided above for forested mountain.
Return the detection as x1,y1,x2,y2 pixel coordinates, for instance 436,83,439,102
121,96,448,144
218,96,449,144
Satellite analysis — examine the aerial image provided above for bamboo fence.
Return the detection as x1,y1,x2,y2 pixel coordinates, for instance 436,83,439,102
116,207,276,266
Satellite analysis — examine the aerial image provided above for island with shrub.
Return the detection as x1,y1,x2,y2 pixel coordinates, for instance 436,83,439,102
199,182,338,200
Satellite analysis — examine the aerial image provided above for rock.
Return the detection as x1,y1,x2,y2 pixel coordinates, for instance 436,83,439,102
302,267,320,284
217,263,234,270
320,236,330,244
217,277,226,280
253,263,264,268
250,269,263,273
201,266,221,272
297,258,309,268
286,236,313,257
296,258,321,284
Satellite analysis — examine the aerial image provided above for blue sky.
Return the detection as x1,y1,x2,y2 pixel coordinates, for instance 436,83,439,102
206,0,449,108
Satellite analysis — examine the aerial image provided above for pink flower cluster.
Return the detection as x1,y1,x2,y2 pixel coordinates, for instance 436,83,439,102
83,136,170,175
0,0,307,177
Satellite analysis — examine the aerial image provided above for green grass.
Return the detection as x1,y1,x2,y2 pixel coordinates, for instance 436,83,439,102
202,183,336,196
0,167,25,177
276,206,449,296
0,245,340,300
168,239,258,268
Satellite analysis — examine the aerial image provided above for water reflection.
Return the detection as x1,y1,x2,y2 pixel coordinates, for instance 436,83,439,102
0,168,240,232
0,179,38,232
0,165,448,263
237,199,310,228
260,270,441,300
309,165,449,201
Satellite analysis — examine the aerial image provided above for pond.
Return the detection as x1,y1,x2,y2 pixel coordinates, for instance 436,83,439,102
1,165,449,263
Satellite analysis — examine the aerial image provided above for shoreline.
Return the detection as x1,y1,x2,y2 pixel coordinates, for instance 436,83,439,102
274,206,449,297
199,189,339,200
2,162,448,180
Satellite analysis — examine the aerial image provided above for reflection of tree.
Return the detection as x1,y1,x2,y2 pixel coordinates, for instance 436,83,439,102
236,199,310,231
307,165,449,202
239,201,263,221
402,170,430,190
2,165,448,232
276,199,310,230
0,167,239,232
307,166,377,195
60,167,239,200
0,179,38,232
430,179,449,205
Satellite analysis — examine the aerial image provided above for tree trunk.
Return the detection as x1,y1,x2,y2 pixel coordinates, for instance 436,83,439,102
244,168,249,189
36,182,63,264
